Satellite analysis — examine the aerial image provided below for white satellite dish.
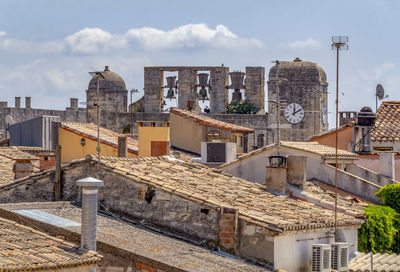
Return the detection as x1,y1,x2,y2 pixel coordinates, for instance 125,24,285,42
376,84,385,100
5,115,15,126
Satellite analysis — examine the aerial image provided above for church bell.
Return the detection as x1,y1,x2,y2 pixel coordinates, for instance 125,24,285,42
165,76,177,100
198,73,209,102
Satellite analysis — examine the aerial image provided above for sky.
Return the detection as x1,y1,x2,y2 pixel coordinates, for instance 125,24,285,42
1,0,400,127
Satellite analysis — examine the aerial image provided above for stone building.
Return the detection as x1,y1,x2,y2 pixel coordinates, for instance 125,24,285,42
267,58,329,142
0,155,363,271
1,60,329,148
86,66,128,124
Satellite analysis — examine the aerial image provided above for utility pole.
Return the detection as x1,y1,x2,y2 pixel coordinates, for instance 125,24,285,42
331,36,348,240
271,60,280,154
89,70,105,178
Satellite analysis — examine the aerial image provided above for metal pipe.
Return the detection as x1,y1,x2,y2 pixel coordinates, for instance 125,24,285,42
96,76,100,177
77,177,103,251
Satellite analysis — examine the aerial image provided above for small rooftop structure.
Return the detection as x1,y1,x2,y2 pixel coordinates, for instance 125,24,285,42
0,216,102,270
0,147,39,186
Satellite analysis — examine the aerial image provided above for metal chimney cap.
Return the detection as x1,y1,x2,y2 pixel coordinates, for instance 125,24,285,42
77,177,104,187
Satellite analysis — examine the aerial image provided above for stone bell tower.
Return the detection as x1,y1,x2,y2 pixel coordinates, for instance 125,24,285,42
86,66,128,124
267,58,328,142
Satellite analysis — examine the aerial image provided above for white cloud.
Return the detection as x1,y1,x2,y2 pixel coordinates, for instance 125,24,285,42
0,31,6,38
288,38,321,49
65,24,263,53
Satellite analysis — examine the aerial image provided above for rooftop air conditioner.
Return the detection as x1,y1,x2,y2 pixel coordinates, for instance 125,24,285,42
312,244,331,272
201,142,236,164
331,242,349,271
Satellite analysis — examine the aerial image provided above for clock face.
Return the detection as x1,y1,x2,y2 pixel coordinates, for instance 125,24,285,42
322,104,327,125
284,103,304,124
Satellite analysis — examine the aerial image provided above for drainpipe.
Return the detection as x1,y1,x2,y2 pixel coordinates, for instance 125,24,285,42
77,177,103,251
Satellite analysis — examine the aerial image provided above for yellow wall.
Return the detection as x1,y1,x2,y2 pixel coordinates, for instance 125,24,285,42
170,113,206,154
138,126,170,157
59,128,137,162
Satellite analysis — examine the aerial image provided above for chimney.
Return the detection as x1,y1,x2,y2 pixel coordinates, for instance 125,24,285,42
379,152,395,179
25,97,31,108
77,177,103,251
118,136,127,157
70,98,78,111
0,101,8,108
15,97,21,108
266,155,287,193
13,160,34,179
353,106,376,154
286,155,306,190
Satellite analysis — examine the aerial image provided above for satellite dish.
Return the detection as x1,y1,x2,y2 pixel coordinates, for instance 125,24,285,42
376,84,385,100
5,115,15,126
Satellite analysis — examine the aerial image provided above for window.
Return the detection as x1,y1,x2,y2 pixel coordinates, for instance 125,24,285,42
238,136,243,147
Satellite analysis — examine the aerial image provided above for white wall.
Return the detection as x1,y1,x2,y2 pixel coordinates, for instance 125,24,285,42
273,228,358,272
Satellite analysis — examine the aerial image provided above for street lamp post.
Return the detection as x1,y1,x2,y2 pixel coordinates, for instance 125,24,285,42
331,36,348,240
89,71,105,177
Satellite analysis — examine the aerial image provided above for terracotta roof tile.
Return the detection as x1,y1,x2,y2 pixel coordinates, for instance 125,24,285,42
92,155,362,232
0,217,102,270
0,147,40,187
61,122,138,153
170,108,254,133
349,252,400,272
371,101,400,142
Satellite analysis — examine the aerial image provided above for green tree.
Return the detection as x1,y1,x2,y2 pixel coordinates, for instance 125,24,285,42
358,205,399,253
226,99,261,114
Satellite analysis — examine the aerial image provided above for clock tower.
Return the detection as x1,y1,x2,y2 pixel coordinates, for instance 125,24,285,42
267,58,328,142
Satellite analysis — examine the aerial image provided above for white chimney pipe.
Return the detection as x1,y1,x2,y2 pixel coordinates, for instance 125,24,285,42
77,177,103,251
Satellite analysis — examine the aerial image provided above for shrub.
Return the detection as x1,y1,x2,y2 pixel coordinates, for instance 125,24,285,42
376,183,400,213
358,205,400,253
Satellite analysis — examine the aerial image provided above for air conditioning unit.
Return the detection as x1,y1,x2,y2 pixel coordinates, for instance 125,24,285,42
312,244,331,272
201,142,236,164
331,242,349,271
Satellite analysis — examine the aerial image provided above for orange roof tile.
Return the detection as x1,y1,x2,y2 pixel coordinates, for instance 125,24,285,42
170,108,254,133
0,217,102,270
371,101,400,142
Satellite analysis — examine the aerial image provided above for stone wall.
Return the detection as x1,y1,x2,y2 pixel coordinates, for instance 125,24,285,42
86,90,127,124
210,113,270,149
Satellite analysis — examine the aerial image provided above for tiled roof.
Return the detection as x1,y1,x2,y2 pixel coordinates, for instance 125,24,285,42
349,252,400,272
280,141,357,158
0,217,102,270
302,180,368,218
221,142,357,168
0,147,39,161
93,155,362,232
0,147,40,187
61,122,138,153
371,101,400,142
170,108,254,133
0,202,272,272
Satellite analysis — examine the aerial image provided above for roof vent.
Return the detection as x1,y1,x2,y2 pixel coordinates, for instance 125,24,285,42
104,66,109,71
293,57,302,62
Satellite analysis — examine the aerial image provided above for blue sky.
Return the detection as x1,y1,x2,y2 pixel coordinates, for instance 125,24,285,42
1,0,400,127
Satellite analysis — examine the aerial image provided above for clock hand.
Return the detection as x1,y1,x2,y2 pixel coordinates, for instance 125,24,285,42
294,108,303,114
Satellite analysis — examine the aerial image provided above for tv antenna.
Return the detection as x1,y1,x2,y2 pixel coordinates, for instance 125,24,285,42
375,84,389,112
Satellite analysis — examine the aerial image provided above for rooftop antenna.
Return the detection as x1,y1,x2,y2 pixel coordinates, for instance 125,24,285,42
375,84,389,112
332,35,348,241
